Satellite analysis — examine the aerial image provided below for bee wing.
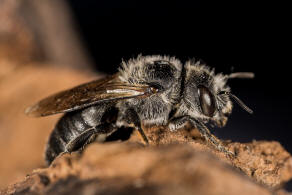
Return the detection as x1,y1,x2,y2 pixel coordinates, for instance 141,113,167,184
25,74,153,117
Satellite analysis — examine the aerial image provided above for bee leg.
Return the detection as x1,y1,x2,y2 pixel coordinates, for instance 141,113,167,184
167,116,189,131
81,134,97,151
169,116,234,158
125,108,149,144
65,127,95,152
189,117,235,158
65,123,116,152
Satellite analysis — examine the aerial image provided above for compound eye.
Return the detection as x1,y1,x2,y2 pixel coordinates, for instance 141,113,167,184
198,85,216,117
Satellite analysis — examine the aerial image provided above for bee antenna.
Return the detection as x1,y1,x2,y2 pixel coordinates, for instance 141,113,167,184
225,92,254,114
228,72,255,79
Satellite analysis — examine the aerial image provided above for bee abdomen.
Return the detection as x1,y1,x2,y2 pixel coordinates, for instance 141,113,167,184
45,129,66,164
45,110,93,165
45,105,115,165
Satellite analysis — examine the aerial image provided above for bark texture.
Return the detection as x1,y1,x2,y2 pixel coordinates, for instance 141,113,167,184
1,129,292,195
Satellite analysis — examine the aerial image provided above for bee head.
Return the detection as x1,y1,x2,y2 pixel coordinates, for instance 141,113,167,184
181,60,253,127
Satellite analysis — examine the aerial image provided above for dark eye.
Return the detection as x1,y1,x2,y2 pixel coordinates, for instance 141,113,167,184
198,85,216,117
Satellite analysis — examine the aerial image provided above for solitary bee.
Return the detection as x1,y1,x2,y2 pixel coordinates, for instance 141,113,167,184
25,55,254,165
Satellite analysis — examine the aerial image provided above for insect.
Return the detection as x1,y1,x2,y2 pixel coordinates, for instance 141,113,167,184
25,55,254,165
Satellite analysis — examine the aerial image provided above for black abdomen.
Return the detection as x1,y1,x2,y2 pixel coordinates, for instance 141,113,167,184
45,104,117,165
45,110,92,164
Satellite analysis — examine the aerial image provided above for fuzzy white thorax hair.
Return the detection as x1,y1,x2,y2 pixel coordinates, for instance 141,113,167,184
118,55,182,83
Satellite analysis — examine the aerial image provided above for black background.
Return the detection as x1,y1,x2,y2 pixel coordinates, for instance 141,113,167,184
67,1,291,154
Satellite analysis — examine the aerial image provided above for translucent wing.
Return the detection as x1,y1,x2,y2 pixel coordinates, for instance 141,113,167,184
25,74,153,117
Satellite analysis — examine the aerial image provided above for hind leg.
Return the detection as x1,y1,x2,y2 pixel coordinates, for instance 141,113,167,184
65,123,117,152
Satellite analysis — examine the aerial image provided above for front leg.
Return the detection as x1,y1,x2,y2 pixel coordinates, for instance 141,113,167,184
167,116,189,132
168,116,234,158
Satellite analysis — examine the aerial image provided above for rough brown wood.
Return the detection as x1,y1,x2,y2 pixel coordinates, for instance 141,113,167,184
1,127,292,195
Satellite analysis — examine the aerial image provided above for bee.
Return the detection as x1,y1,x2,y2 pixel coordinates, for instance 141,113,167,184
25,55,254,165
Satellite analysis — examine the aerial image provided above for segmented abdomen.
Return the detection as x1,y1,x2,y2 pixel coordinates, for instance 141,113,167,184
45,104,113,165
45,110,92,164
